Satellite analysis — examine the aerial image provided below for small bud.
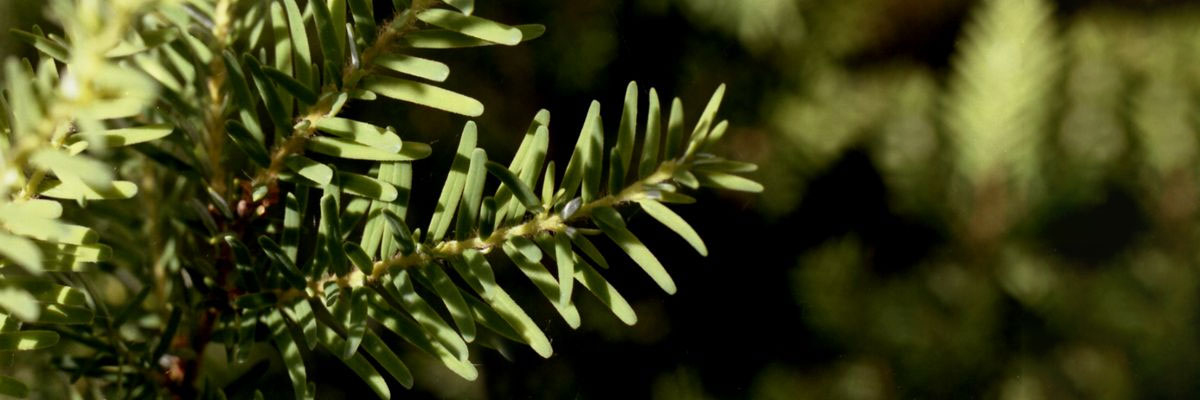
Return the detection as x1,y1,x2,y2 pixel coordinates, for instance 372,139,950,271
561,197,582,219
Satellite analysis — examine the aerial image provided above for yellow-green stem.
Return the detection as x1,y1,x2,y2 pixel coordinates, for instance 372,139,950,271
367,160,683,279
204,0,233,196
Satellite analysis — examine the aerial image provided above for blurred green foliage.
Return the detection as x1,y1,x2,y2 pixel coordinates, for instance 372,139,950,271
748,0,1200,398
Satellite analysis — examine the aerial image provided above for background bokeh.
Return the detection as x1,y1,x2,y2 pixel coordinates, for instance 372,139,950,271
5,0,1200,398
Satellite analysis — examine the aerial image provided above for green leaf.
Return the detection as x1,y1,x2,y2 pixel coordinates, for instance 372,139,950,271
695,171,763,193
267,309,311,400
4,59,40,138
382,209,415,255
0,233,42,274
693,159,758,173
373,54,449,82
536,235,635,325
270,2,295,115
0,288,38,321
0,278,87,306
360,75,484,116
417,8,521,46
326,91,351,116
85,124,174,147
306,136,431,161
221,50,255,108
151,305,183,363
242,54,290,130
360,329,413,388
684,84,726,158
11,29,68,61
341,287,368,360
614,81,639,189
133,52,180,93
0,210,96,245
283,192,305,262
573,255,637,325
486,161,543,214
30,149,114,192
479,197,497,237
444,0,475,15
454,149,488,240
361,204,388,259
106,27,180,58
31,303,92,324
608,147,625,195
347,88,376,100
640,88,663,178
561,101,602,202
90,62,158,116
330,0,348,58
453,251,552,357
638,200,707,256
366,295,479,380
542,160,556,207
418,266,476,342
428,122,477,241
501,241,580,328
380,163,413,257
0,375,28,398
264,66,317,105
347,0,377,43
234,293,277,311
258,236,307,290
338,171,399,201
386,270,470,361
330,332,390,398
37,243,109,271
554,233,575,308
310,0,343,77
343,197,374,237
569,231,609,269
703,120,730,149
673,169,699,189
1,200,61,219
315,117,404,152
226,120,271,167
592,206,677,294
284,156,334,185
224,236,260,291
460,292,523,343
496,113,550,226
321,190,349,276
344,242,374,276
235,311,260,366
665,97,686,159
0,330,58,351
288,300,320,351
510,236,542,263
403,24,545,49
582,109,606,203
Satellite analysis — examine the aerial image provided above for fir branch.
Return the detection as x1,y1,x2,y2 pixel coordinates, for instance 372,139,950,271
370,161,684,276
203,0,235,196
254,1,436,188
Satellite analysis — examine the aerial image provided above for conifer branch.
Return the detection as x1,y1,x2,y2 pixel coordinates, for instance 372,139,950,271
255,2,435,188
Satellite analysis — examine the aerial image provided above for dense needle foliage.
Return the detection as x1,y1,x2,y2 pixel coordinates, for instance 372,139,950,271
0,0,759,398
